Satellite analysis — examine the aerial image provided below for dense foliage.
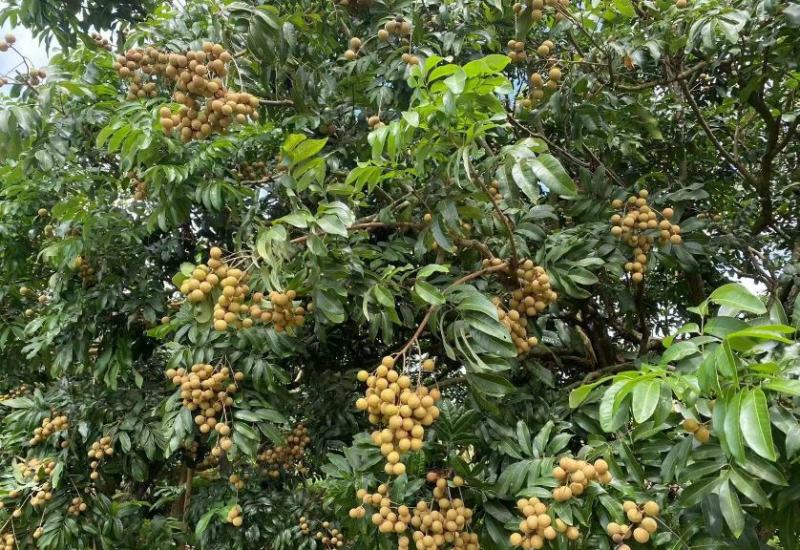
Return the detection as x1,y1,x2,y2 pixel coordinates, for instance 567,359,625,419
1,0,799,549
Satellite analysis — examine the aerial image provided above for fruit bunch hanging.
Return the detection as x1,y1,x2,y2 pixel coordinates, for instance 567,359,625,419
0,533,13,550
165,363,243,455
258,423,310,478
306,521,345,550
91,32,111,50
681,417,710,443
228,472,247,490
177,247,307,333
113,42,260,142
67,496,88,516
609,190,682,283
14,458,57,510
606,500,661,548
551,456,612,501
484,258,557,355
226,504,243,527
130,173,147,200
512,0,571,19
506,40,527,63
509,496,580,547
350,475,478,550
0,383,31,401
232,161,270,181
355,356,441,475
73,256,95,285
87,435,114,480
30,412,69,446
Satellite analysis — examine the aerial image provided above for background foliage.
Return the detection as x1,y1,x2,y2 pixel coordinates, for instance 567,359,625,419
1,0,799,548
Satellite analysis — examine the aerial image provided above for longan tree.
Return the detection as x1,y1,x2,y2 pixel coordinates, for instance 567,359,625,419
1,0,799,549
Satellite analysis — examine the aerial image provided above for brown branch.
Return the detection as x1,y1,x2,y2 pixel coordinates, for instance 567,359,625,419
676,73,756,185
183,467,194,521
776,116,799,154
463,156,519,270
259,98,295,107
616,61,708,92
290,221,421,244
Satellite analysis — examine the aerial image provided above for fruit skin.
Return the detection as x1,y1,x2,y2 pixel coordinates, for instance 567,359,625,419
633,527,650,543
694,426,711,443
682,418,699,432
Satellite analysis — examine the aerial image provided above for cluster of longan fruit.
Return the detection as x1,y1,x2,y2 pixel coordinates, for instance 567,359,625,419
493,297,539,355
351,477,477,549
67,496,88,516
344,37,363,61
606,500,660,548
179,247,307,333
355,356,441,475
512,0,570,20
609,190,681,283
28,482,53,508
551,457,612,501
90,32,111,50
0,33,11,50
0,533,13,549
486,258,556,355
681,418,710,443
487,180,501,203
226,505,243,527
0,384,30,402
73,256,96,285
258,423,310,478
506,40,528,63
301,519,345,549
379,17,413,41
131,174,147,200
30,413,69,446
165,363,242,455
114,43,260,142
18,458,55,483
232,161,270,181
697,211,722,222
88,436,114,480
509,497,579,548
228,473,246,490
367,114,385,129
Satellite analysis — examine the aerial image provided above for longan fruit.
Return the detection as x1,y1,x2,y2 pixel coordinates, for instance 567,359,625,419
643,500,660,517
641,516,658,533
548,67,562,81
344,49,356,61
633,527,650,543
695,426,710,443
682,418,699,433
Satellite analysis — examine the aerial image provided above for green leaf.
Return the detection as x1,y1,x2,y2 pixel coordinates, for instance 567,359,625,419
466,372,514,398
631,380,661,423
718,478,745,538
729,467,771,508
414,281,445,306
568,384,594,408
661,341,700,364
724,391,746,462
740,388,776,461
527,154,577,198
709,283,766,314
418,264,450,278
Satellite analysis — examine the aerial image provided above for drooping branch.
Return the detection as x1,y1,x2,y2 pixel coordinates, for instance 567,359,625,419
394,262,510,357
676,75,756,185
